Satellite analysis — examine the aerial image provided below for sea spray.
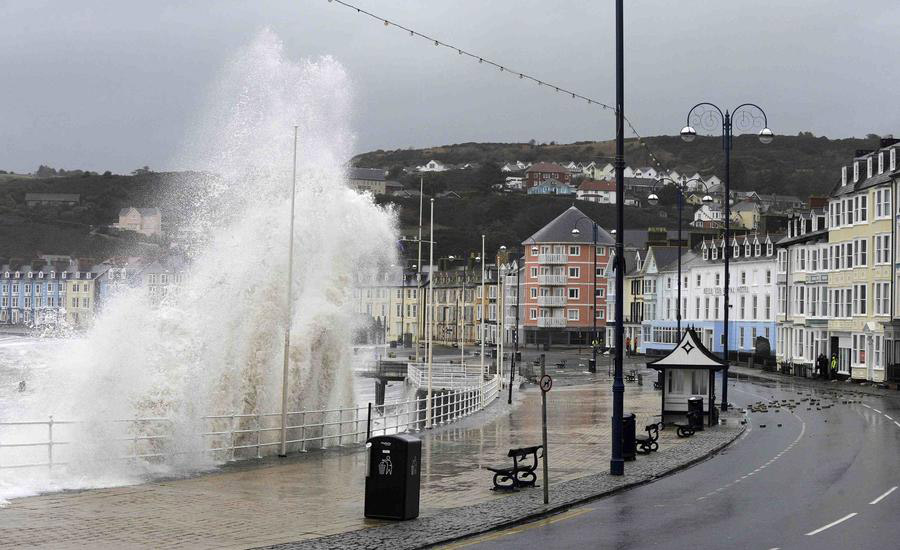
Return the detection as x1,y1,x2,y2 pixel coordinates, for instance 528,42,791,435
0,29,397,502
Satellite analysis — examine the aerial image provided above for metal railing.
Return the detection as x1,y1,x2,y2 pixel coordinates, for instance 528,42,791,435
538,253,567,264
537,274,567,285
537,317,567,328
0,376,500,472
407,362,486,389
537,295,566,307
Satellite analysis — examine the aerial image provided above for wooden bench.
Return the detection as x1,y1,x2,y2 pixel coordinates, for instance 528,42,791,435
486,445,543,490
635,422,661,454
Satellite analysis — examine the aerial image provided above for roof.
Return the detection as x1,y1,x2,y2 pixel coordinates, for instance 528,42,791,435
578,179,616,192
648,246,682,272
119,207,160,216
831,167,899,197
647,329,726,371
349,167,386,181
24,193,80,201
525,162,568,174
523,206,615,246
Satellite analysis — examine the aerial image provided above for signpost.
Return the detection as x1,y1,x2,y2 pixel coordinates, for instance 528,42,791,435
539,354,550,504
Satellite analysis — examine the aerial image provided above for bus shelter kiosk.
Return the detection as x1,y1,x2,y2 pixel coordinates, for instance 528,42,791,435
647,328,725,428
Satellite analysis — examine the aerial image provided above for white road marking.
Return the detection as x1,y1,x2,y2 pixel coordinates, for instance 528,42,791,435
884,415,893,421
862,404,871,408
805,513,857,536
870,486,897,505
894,421,900,428
872,408,882,413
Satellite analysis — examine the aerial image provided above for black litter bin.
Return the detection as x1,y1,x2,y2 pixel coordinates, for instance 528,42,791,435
588,359,596,373
364,434,421,520
687,397,704,431
622,412,636,461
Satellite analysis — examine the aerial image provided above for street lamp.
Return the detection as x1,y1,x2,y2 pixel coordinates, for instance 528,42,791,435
681,102,773,412
647,176,714,338
570,217,603,372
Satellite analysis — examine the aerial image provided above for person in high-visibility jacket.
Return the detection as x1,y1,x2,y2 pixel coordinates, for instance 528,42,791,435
830,353,838,380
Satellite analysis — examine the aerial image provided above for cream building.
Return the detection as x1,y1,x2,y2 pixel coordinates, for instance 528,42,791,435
115,207,162,237
826,146,896,381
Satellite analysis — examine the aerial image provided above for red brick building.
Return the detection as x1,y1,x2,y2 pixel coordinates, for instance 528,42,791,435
521,206,614,346
524,162,571,189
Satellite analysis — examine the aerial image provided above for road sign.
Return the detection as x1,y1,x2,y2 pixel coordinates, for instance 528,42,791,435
539,375,553,393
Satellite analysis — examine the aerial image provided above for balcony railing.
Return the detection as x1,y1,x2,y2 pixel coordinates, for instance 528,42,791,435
537,295,566,307
538,254,567,264
537,317,567,328
538,274,567,286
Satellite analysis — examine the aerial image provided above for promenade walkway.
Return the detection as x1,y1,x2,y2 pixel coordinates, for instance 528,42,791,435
0,369,703,549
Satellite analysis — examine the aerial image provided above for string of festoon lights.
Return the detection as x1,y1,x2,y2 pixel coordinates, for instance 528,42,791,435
326,0,675,177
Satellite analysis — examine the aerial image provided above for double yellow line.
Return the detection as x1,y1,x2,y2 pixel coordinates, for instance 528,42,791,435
439,507,594,549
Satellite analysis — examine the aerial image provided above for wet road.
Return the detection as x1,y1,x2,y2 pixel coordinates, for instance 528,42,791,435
458,376,900,550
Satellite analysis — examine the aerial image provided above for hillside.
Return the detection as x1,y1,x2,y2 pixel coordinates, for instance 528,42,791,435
376,193,675,259
353,133,882,199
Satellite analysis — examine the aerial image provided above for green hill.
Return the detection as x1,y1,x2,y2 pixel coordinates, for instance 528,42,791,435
354,133,882,199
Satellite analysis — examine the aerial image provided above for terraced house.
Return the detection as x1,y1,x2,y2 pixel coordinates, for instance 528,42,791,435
775,207,830,372
826,139,899,381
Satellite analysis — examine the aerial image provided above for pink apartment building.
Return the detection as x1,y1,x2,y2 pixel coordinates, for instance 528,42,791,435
521,206,614,346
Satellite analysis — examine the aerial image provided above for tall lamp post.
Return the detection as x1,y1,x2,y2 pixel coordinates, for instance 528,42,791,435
647,177,713,338
611,0,625,476
680,102,773,411
279,125,299,458
570,217,603,370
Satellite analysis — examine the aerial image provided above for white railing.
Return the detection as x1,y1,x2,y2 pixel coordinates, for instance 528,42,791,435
537,295,566,307
538,253,567,264
407,362,486,389
0,376,500,472
538,274,567,285
538,317,567,327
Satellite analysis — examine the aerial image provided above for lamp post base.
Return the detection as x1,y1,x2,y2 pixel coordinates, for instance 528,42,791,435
610,458,624,476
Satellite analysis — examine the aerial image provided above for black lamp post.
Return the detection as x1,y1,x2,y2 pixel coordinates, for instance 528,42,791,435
647,177,713,338
611,0,625,477
571,218,601,369
680,102,773,412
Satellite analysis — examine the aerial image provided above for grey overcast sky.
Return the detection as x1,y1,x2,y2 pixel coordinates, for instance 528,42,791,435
1,0,897,174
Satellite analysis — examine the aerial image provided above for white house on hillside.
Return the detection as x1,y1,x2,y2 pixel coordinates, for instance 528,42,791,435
417,159,448,172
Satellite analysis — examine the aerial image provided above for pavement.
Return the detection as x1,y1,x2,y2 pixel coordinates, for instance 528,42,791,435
0,354,741,549
452,374,900,550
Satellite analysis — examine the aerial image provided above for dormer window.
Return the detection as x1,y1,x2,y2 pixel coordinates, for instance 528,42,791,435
61,272,67,279
842,166,847,186
853,161,859,182
27,272,33,279
867,157,873,179
3,272,7,278
878,152,884,174
38,272,43,279
14,272,20,279
703,246,709,260
50,272,55,279
744,244,751,257
754,243,761,256
733,245,739,258
892,149,897,171
767,242,773,256
711,247,718,260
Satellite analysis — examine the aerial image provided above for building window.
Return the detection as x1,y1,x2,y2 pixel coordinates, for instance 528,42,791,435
739,327,745,349
569,246,580,256
595,287,605,298
568,288,580,300
530,267,538,278
530,308,537,320
696,274,701,287
875,282,890,315
856,238,867,267
875,234,891,265
530,287,538,299
567,309,580,321
597,309,605,320
853,283,867,315
752,295,758,319
695,297,700,318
